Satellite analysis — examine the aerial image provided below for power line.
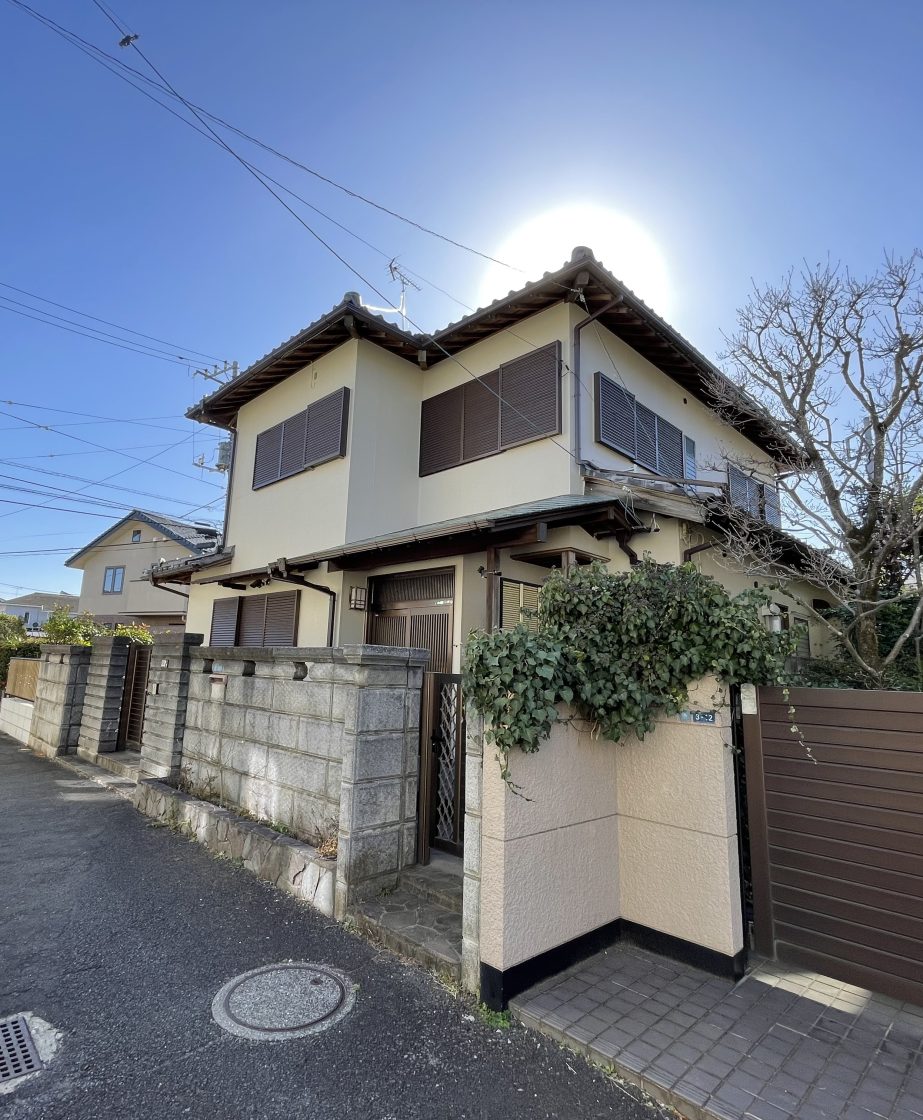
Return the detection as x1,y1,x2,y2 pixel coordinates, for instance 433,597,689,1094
1,441,206,459
76,5,584,471
0,409,225,490
0,400,211,434
13,0,521,272
0,298,194,366
0,281,227,363
0,461,223,510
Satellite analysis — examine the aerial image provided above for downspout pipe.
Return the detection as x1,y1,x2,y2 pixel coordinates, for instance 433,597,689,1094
572,296,623,469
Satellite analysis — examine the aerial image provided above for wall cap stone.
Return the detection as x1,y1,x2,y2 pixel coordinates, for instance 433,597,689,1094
195,644,430,668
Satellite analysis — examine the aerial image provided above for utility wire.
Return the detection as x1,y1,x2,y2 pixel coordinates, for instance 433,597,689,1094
0,281,226,363
0,298,194,366
0,400,213,434
74,5,584,470
0,409,225,490
0,461,223,510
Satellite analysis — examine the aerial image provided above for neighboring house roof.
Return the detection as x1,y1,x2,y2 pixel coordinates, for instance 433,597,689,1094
1,591,78,610
65,510,222,568
186,246,797,462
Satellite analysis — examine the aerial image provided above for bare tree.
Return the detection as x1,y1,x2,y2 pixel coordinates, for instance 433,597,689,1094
708,253,923,679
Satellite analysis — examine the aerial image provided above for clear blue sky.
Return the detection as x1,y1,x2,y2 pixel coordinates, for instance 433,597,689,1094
0,0,919,597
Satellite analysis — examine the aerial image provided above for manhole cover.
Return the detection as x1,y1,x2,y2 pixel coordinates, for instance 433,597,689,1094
211,962,355,1040
0,1016,42,1083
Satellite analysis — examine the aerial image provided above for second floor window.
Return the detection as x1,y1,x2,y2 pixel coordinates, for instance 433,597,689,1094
594,372,690,478
103,566,125,594
131,530,141,542
728,465,782,527
252,387,350,489
419,342,561,476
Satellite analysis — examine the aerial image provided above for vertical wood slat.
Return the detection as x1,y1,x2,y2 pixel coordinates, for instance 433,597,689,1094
209,597,239,646
743,700,774,956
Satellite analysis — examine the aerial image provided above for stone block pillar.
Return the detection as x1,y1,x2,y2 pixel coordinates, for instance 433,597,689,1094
461,707,484,995
334,645,428,920
77,635,131,758
28,644,91,758
138,633,204,781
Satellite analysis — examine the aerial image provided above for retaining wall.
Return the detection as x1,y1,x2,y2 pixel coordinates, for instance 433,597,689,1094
29,645,91,758
0,695,34,744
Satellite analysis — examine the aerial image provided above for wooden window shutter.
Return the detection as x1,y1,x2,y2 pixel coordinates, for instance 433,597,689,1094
500,579,541,632
419,385,463,475
263,590,299,646
305,387,350,469
683,435,697,479
595,372,637,458
635,403,658,470
763,484,782,528
499,342,560,448
462,370,500,460
209,597,239,646
238,595,268,646
253,421,284,488
657,418,683,477
280,409,308,478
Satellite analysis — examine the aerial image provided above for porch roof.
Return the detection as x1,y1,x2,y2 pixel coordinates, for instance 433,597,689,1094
189,494,641,587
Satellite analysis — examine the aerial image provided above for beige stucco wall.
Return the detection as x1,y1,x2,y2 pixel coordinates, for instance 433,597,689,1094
73,519,195,619
579,320,777,486
478,677,744,973
226,342,358,570
417,304,579,525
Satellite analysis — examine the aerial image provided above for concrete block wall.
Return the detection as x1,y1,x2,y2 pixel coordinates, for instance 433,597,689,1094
138,633,203,780
28,645,91,758
77,636,131,758
334,646,428,918
179,644,427,899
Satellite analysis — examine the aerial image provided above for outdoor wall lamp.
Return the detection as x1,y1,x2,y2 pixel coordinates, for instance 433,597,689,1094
348,586,368,611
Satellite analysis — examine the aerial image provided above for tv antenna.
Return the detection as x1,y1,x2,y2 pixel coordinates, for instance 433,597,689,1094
193,360,239,385
360,259,421,331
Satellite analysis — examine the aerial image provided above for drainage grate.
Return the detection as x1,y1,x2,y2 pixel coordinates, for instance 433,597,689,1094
0,1016,42,1083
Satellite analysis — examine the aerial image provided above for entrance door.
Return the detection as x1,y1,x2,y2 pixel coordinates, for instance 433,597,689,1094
117,643,151,751
367,569,462,861
367,568,455,673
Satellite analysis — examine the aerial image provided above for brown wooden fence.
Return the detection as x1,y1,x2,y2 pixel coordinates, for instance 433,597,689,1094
744,685,923,1005
6,657,39,702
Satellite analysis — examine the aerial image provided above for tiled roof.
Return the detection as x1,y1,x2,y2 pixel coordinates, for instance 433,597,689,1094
65,510,221,568
2,591,78,610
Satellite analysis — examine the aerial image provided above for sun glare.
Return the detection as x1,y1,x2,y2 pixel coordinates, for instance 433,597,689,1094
477,203,672,316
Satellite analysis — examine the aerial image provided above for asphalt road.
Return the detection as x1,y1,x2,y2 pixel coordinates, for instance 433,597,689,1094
0,740,669,1120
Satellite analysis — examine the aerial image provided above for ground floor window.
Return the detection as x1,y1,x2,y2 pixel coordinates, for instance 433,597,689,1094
208,589,300,647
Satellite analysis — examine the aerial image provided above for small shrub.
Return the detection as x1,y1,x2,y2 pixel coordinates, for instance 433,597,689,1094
43,607,153,646
0,615,26,645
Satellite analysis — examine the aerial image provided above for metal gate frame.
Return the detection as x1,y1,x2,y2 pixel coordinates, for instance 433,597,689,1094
418,672,465,864
117,643,151,751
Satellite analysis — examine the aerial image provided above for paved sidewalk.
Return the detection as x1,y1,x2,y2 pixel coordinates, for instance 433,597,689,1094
512,942,923,1120
0,738,669,1120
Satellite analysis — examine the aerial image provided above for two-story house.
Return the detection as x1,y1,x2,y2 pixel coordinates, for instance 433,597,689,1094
153,246,823,668
0,590,78,632
67,510,221,631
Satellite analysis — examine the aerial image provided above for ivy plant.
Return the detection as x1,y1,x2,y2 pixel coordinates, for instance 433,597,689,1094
464,559,792,781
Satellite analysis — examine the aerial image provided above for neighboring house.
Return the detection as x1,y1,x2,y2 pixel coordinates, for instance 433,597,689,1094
153,246,828,663
67,511,221,632
0,591,78,632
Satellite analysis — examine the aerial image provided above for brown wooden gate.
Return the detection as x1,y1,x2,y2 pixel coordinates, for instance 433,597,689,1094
744,685,923,1005
117,643,151,751
367,568,454,674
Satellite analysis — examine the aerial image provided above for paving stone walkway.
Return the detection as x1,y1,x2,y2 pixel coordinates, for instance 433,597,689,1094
511,942,923,1120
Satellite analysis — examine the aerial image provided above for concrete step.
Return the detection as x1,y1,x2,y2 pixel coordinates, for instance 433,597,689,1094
352,887,462,985
401,861,464,914
77,749,141,782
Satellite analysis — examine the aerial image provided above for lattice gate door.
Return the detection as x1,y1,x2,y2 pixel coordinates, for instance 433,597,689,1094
418,673,465,862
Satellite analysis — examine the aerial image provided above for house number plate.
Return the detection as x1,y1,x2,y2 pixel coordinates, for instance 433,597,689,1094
679,710,717,725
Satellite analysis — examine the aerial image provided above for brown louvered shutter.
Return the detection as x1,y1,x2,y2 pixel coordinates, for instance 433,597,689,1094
238,595,268,646
595,372,637,457
209,597,239,646
462,370,500,460
500,579,541,632
499,342,560,448
419,385,463,475
305,387,350,468
253,421,284,488
657,418,683,477
263,590,299,646
635,403,658,470
280,409,308,478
